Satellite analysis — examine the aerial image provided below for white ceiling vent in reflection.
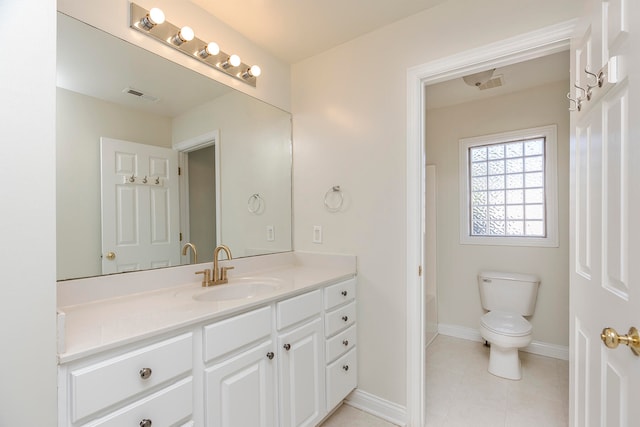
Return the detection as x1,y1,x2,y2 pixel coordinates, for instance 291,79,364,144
477,75,504,91
122,87,160,102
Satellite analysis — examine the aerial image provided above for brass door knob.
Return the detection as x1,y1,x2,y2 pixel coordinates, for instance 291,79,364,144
105,251,116,260
601,326,640,356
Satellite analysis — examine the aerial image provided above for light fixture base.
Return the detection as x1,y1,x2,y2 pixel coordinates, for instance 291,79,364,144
129,3,257,87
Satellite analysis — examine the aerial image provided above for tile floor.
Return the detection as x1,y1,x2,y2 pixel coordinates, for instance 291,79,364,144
321,334,569,427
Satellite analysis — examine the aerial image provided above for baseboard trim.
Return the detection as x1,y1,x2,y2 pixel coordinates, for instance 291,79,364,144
437,323,569,360
345,389,407,426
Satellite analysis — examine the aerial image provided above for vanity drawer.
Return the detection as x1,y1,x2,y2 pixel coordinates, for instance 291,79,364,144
325,301,356,337
324,278,356,310
70,333,192,423
326,348,357,410
204,306,272,362
326,324,357,363
79,377,193,427
276,289,322,330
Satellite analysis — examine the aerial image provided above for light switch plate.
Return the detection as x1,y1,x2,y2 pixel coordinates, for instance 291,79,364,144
313,225,322,244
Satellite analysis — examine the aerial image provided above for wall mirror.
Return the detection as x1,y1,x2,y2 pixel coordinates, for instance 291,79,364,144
56,13,292,281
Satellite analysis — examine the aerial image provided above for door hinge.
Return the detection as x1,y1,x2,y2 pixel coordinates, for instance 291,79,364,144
418,265,422,276
179,232,183,241
178,167,181,176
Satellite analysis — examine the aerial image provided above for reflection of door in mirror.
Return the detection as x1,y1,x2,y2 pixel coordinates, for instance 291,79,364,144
100,137,180,274
183,145,217,263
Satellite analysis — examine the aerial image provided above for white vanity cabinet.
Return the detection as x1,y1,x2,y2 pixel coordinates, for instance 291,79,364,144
203,306,276,427
58,332,194,427
323,278,358,410
59,274,358,427
276,290,325,427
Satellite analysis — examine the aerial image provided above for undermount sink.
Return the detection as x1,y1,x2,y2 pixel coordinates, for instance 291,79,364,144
193,277,283,302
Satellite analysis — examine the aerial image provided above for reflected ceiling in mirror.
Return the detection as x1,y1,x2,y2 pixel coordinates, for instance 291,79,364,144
56,13,292,281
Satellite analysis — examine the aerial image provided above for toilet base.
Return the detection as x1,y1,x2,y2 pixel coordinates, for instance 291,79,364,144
488,344,522,380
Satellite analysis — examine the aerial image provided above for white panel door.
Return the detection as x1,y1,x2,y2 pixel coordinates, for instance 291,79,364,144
205,340,276,427
570,1,640,425
100,137,180,274
278,317,325,427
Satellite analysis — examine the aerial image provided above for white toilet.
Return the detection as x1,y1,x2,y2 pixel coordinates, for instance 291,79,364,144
478,271,540,380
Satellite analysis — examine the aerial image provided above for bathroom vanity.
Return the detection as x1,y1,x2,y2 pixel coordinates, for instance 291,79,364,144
57,253,357,427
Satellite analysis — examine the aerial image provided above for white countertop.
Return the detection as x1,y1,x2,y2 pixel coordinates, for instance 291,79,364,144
57,252,356,363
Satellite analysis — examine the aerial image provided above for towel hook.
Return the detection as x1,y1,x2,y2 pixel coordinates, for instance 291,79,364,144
567,92,581,112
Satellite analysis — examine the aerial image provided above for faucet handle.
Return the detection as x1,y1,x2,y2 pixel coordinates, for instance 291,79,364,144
221,266,235,281
195,269,211,287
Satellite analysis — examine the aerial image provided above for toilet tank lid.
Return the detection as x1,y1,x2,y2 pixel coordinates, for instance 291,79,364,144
478,271,540,283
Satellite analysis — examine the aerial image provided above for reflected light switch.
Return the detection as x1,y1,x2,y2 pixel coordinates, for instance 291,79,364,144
313,225,322,244
266,225,275,241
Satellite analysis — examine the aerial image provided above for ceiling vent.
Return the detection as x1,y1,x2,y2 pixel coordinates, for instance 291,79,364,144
462,69,495,87
122,87,160,102
477,74,504,91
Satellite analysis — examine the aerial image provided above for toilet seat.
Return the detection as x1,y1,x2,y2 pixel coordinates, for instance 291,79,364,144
480,311,532,337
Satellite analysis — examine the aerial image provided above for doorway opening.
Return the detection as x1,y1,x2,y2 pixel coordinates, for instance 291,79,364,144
405,20,576,426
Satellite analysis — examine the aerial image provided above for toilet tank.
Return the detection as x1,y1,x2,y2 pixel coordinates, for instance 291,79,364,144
478,271,540,316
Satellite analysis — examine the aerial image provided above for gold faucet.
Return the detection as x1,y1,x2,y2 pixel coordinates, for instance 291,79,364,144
195,245,234,287
181,242,198,264
212,244,234,285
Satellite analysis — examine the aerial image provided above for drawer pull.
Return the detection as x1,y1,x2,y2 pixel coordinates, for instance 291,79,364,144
140,419,152,427
343,340,349,346
341,290,348,296
342,316,349,322
139,367,153,380
342,365,349,371
283,343,291,351
266,352,275,360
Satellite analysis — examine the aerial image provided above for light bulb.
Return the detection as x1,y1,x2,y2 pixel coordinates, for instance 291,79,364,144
179,26,194,42
242,65,262,79
140,7,165,30
171,26,194,46
148,8,165,25
206,42,220,56
229,54,241,67
249,65,261,77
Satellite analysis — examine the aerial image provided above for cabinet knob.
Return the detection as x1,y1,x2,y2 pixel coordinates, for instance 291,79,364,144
342,340,349,346
341,290,348,296
342,316,349,322
266,352,275,360
283,343,291,351
140,419,152,427
139,368,152,380
342,365,349,371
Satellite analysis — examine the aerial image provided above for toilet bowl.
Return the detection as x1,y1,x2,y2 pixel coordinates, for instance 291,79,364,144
479,310,532,380
477,271,540,380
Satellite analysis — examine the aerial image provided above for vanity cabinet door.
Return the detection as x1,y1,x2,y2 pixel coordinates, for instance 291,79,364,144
278,317,325,427
204,340,276,427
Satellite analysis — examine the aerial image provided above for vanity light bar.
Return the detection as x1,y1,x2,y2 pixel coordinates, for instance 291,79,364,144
129,3,259,87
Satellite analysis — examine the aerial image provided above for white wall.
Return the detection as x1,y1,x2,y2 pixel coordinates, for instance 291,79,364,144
292,0,580,407
57,0,291,112
56,88,172,280
0,1,57,425
173,91,292,257
426,80,570,346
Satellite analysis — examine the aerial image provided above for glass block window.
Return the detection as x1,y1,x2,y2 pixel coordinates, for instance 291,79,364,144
469,137,546,237
459,125,558,247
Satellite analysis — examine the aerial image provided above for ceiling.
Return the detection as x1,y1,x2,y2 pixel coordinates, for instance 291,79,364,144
189,0,448,63
57,13,232,118
426,50,570,110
